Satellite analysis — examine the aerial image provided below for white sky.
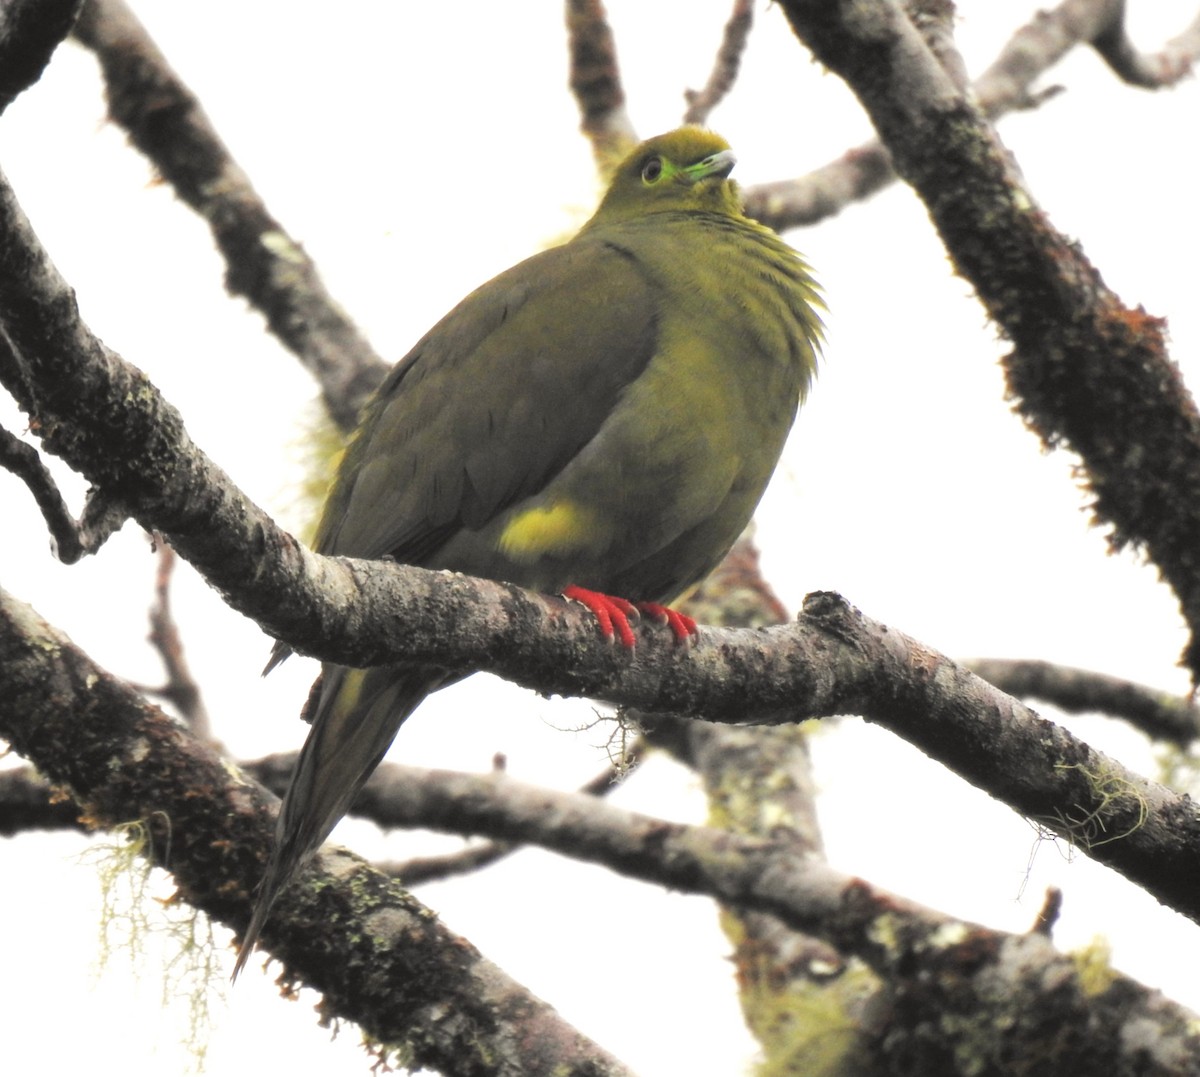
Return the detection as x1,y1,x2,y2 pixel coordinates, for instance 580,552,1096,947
1,3,1199,1075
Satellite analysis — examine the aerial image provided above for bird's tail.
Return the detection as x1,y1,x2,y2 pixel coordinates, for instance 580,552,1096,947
232,662,441,979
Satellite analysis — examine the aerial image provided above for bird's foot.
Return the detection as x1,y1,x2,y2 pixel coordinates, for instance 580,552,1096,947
634,601,698,643
563,586,638,647
562,587,697,648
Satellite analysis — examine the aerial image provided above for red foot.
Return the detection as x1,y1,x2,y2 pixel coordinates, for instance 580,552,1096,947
562,588,699,648
563,586,638,648
635,602,698,643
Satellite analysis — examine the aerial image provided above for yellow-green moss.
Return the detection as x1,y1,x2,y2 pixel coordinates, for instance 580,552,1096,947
1051,761,1148,848
741,958,879,1077
1070,936,1117,998
84,818,224,1074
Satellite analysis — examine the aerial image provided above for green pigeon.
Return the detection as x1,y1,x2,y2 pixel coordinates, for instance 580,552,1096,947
234,127,822,976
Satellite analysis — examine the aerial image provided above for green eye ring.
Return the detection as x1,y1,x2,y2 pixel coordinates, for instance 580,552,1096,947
640,156,664,184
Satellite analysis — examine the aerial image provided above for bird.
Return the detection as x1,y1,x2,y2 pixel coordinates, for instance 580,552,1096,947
233,126,822,978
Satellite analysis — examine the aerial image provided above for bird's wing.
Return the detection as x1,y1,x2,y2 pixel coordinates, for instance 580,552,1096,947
313,236,659,563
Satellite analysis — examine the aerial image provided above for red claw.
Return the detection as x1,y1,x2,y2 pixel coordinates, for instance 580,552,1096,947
562,587,698,648
563,586,638,648
635,602,698,643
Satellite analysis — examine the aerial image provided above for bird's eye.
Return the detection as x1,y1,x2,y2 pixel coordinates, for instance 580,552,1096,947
641,157,664,184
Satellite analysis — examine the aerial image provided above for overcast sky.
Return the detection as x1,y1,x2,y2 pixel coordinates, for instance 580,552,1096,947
2,4,1199,1075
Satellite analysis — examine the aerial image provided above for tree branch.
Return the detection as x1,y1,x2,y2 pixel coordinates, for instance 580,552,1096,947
70,0,389,432
130,544,214,741
0,587,633,1077
0,337,128,561
0,420,86,563
238,753,1200,1075
776,0,1200,685
0,0,82,115
4,590,1198,1075
968,658,1200,747
250,745,643,886
743,0,1200,230
4,146,1200,930
669,533,880,1070
1091,2,1200,88
682,0,754,126
0,763,83,836
564,0,637,171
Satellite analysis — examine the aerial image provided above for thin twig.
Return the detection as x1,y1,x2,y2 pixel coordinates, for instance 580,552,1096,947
132,544,214,741
369,744,642,885
0,422,85,563
967,659,1200,746
240,737,642,847
1091,3,1200,87
744,0,1200,231
0,332,127,562
0,764,84,836
380,840,517,886
1030,886,1064,936
683,0,754,126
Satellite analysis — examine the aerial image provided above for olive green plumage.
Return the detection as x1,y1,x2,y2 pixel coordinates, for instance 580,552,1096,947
234,127,822,976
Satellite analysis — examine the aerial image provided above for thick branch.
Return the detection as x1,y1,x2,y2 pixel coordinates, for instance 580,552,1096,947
11,614,1200,1074
4,594,1199,1076
71,0,388,432
4,144,1200,928
0,0,82,115
776,0,1200,682
334,766,1200,1076
669,532,873,1069
0,588,632,1077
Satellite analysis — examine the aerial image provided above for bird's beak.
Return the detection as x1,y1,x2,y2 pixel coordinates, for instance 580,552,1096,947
685,149,737,183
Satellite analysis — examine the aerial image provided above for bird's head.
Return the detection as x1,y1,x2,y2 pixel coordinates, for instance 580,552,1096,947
588,127,742,225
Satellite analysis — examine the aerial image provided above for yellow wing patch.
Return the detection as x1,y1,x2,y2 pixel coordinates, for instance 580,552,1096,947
499,500,596,562
329,667,368,721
